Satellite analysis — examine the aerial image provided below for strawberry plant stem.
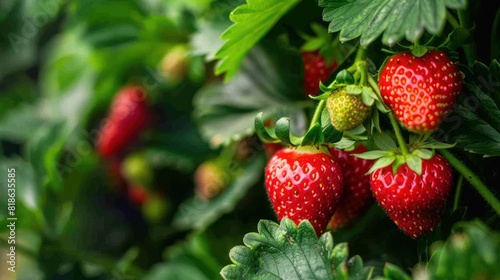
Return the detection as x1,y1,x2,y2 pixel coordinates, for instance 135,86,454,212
388,113,409,155
309,99,326,129
438,149,500,215
347,47,366,73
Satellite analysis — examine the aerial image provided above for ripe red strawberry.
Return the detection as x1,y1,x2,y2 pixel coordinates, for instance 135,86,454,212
326,88,371,131
327,144,374,230
378,50,463,133
96,86,153,158
370,153,453,238
127,184,149,206
265,145,344,235
302,50,337,97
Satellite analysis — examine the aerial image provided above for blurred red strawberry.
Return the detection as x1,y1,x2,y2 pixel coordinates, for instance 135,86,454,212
301,50,337,97
96,86,153,158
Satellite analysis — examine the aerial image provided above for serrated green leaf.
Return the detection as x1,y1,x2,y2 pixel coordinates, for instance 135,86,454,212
220,218,336,280
320,0,466,48
348,255,364,274
214,0,301,81
172,156,265,231
332,242,349,264
194,44,307,148
352,266,374,280
439,63,500,156
190,17,232,61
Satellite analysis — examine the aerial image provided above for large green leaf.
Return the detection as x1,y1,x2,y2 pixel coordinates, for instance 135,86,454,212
319,0,466,48
172,155,265,231
0,0,64,79
214,0,301,81
39,26,94,97
438,61,500,156
194,44,308,148
190,18,230,61
0,157,44,231
144,233,222,280
220,217,374,280
415,219,500,279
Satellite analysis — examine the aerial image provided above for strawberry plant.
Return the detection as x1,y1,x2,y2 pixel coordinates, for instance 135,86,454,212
1,0,500,280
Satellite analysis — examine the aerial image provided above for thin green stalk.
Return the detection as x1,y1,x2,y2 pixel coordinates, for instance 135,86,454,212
446,11,461,29
366,73,410,154
388,113,409,155
346,47,366,73
453,175,464,211
353,46,366,63
309,99,326,129
438,149,500,215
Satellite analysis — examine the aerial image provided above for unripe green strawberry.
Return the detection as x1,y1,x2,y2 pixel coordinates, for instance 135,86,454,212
378,50,463,133
265,145,344,235
326,88,371,132
121,152,154,188
194,159,231,201
142,194,171,224
160,44,190,84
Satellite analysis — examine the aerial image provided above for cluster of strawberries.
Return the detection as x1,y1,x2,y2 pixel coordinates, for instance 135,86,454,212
264,48,462,238
94,86,170,223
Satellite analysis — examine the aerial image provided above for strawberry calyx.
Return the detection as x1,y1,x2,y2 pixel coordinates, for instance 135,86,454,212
354,132,455,175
